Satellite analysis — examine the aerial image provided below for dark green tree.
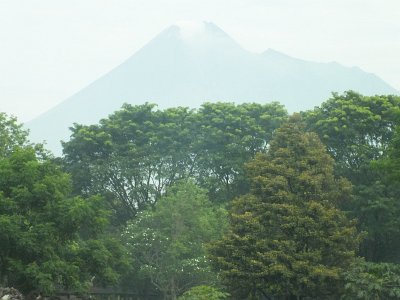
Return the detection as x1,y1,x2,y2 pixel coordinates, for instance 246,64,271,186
209,116,361,299
303,91,400,262
342,259,400,299
364,125,400,263
378,125,400,182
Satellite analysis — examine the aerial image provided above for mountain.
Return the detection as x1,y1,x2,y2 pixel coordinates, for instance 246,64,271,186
26,21,399,154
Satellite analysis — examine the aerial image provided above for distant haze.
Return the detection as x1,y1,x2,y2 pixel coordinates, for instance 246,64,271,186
26,22,398,154
1,0,400,122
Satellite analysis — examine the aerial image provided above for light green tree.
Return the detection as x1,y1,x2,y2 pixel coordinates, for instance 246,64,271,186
123,181,227,300
0,113,29,157
178,285,229,300
0,113,129,294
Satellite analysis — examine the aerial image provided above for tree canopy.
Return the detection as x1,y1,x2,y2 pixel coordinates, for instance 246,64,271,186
2,91,400,298
63,102,287,222
303,91,400,181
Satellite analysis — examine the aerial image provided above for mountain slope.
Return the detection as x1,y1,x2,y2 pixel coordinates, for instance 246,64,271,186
26,21,399,153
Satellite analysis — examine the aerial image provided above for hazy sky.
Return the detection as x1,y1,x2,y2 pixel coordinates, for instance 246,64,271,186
1,0,399,121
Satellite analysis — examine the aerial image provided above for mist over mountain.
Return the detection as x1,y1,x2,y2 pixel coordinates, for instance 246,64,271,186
26,21,398,153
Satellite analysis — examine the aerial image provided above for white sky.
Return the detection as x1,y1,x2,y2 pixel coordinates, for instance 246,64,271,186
0,0,399,122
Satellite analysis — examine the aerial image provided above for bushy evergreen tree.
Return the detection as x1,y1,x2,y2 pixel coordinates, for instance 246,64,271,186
209,115,361,299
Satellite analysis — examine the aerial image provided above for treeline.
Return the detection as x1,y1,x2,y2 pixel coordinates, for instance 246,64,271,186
1,91,400,299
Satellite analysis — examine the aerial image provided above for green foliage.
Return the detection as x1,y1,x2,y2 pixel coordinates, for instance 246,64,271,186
123,181,227,299
0,113,29,157
63,103,198,222
5,93,400,297
360,126,400,263
304,91,400,181
303,92,400,263
209,115,361,299
342,259,400,299
178,285,229,300
378,126,400,183
62,102,287,222
350,181,400,263
193,102,287,202
0,119,129,294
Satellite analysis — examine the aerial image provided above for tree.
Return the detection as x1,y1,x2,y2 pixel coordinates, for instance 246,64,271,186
362,125,400,263
209,116,361,299
303,91,400,262
0,113,29,157
193,102,287,202
342,259,400,299
303,91,400,182
0,114,129,294
63,102,287,222
178,285,229,300
123,181,227,300
378,125,400,183
63,103,195,222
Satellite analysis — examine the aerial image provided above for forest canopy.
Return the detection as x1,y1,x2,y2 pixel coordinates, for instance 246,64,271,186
1,92,400,299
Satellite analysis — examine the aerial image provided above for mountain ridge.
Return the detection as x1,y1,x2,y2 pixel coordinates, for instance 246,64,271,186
26,21,399,154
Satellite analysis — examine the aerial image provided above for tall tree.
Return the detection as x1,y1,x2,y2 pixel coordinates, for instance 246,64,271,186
209,116,361,299
63,103,195,222
303,91,400,262
364,125,400,263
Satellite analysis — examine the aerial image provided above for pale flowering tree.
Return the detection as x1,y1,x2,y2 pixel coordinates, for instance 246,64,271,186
123,181,227,300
